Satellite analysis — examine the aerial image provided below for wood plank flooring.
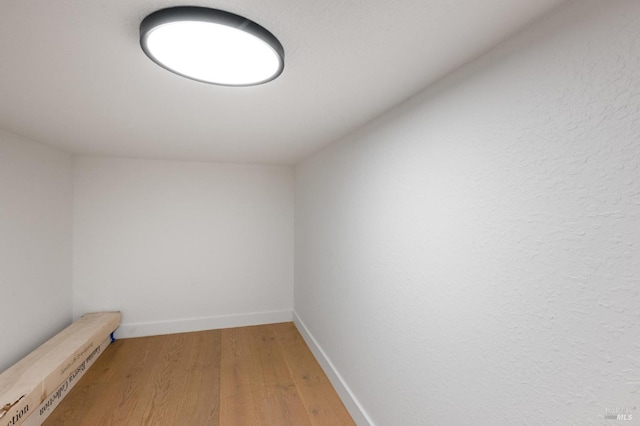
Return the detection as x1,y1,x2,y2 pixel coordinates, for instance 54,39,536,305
43,322,354,426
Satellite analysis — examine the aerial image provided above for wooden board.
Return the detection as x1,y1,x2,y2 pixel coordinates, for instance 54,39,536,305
272,322,355,426
219,325,312,425
0,312,121,426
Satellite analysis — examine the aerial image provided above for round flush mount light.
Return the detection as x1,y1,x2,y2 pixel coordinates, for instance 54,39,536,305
140,7,284,86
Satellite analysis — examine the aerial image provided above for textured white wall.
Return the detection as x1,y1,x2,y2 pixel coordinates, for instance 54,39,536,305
73,157,294,337
295,0,640,424
0,130,72,372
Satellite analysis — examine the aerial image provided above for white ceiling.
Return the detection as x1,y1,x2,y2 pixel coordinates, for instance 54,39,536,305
0,0,567,164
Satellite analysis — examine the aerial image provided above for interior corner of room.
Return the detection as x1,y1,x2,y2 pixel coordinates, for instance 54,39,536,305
1,0,639,424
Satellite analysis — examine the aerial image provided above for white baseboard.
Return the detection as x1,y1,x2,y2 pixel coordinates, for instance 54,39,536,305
292,311,374,426
115,309,293,338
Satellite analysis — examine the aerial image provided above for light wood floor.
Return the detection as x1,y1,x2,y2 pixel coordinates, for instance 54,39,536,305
44,322,354,425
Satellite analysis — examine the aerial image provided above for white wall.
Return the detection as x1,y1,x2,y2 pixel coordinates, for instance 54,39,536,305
73,157,294,337
0,130,72,372
295,1,640,424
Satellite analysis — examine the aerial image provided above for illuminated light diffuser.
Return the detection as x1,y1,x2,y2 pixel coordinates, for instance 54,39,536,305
140,7,284,86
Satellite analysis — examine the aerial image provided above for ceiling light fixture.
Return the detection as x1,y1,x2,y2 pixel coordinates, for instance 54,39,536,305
140,7,284,86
